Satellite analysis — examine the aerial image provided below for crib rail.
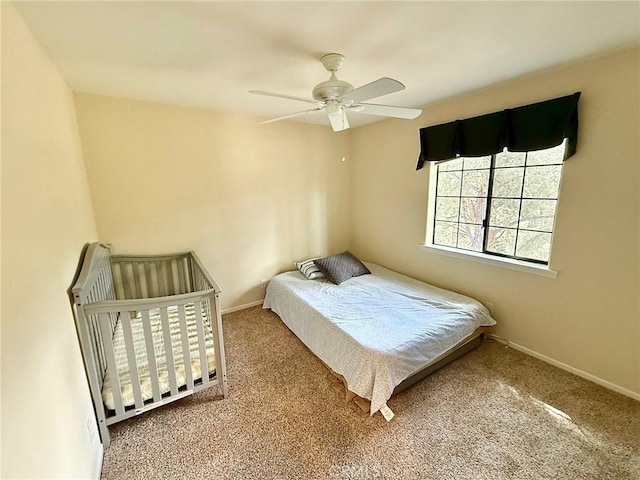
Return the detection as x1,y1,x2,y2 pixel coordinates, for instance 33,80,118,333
83,291,218,418
110,252,221,300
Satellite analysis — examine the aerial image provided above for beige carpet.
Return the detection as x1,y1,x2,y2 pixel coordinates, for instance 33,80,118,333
101,306,639,479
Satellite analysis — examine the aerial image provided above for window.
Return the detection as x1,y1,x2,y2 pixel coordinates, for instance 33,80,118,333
430,142,565,265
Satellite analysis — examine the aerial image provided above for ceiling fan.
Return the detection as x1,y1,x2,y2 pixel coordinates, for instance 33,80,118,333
249,53,422,132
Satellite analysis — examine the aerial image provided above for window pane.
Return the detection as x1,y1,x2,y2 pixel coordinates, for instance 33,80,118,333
526,143,565,166
437,171,461,196
516,231,552,262
435,197,460,222
434,221,458,247
519,199,557,232
492,167,524,198
522,165,562,198
438,158,463,171
486,227,516,256
457,224,484,252
429,143,565,266
489,198,520,228
495,150,526,167
460,197,486,225
463,156,491,170
461,169,490,197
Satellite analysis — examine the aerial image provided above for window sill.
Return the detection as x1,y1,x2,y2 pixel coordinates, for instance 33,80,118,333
419,244,558,279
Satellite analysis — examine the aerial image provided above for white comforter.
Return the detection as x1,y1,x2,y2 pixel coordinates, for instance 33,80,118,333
263,263,495,416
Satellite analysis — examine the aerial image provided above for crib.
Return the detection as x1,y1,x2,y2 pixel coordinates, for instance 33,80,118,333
72,243,228,447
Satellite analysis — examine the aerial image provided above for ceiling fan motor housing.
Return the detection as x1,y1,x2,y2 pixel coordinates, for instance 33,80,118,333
312,76,353,101
312,53,353,101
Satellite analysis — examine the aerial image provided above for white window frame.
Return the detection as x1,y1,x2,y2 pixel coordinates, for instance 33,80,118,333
422,152,561,279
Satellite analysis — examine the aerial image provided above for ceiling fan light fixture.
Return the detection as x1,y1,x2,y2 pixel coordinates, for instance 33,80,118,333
327,105,349,132
325,100,340,115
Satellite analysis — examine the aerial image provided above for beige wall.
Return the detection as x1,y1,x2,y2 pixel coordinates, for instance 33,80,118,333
73,94,351,309
349,47,640,397
1,4,101,479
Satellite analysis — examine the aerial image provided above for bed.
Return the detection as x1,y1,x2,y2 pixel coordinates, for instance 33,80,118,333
72,243,228,447
263,256,495,419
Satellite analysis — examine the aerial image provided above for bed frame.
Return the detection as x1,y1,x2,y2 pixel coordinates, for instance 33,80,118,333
72,243,228,447
323,327,488,413
264,263,496,418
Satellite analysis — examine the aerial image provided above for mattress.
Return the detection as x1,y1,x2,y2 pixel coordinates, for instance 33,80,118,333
102,303,216,410
263,262,495,416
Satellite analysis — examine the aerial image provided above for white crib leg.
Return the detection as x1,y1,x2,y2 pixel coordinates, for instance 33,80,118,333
98,417,110,448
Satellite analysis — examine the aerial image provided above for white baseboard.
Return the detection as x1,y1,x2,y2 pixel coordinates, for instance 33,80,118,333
493,336,640,402
221,300,264,315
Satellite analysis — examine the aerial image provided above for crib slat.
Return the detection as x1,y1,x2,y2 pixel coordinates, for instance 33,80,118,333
98,266,106,299
170,259,178,295
102,264,110,298
101,265,111,301
97,273,105,302
120,311,144,409
95,272,103,302
171,260,177,294
129,262,137,299
165,263,171,294
118,263,128,299
160,307,178,396
99,312,125,416
133,262,144,299
178,304,194,390
112,263,119,297
141,310,162,403
184,257,191,292
167,260,175,295
158,261,168,297
149,262,158,298
113,263,125,300
173,260,179,294
182,257,191,293
125,263,135,299
145,262,154,298
92,314,106,377
194,300,209,386
177,259,185,294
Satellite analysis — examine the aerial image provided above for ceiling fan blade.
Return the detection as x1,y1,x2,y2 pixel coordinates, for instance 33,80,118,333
353,103,422,120
327,107,349,132
340,77,405,103
260,107,325,125
249,90,322,106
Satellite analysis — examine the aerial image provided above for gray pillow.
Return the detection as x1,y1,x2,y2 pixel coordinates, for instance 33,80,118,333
313,251,370,285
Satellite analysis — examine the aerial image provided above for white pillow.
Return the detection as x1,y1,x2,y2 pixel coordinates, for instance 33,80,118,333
294,258,325,280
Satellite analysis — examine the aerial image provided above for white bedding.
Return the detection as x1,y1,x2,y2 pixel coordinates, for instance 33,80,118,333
102,303,216,410
263,263,495,416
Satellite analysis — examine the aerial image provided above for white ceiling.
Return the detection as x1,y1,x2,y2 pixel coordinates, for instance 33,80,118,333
13,1,640,129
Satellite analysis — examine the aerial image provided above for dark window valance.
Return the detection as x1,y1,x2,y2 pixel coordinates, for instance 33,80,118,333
416,92,581,170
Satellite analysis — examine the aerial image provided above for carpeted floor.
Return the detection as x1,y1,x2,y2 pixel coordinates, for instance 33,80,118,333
101,306,639,480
